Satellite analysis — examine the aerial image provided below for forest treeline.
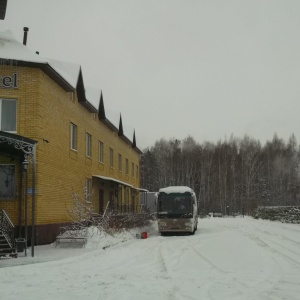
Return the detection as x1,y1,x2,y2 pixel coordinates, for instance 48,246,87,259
140,134,300,215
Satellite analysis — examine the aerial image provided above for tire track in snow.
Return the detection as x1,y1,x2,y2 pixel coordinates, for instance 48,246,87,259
190,243,228,274
260,236,300,264
240,226,300,266
157,245,169,275
253,225,300,247
191,222,285,300
235,223,300,299
155,237,205,300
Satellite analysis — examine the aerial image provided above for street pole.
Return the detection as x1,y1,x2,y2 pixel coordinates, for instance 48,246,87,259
24,164,28,257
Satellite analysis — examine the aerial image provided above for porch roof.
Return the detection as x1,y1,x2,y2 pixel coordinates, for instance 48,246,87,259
92,175,133,188
133,187,149,192
0,131,37,157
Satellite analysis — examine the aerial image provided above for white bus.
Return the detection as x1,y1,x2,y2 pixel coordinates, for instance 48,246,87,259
156,186,198,235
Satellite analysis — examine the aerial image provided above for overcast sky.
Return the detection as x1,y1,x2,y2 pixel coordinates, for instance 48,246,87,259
2,0,300,149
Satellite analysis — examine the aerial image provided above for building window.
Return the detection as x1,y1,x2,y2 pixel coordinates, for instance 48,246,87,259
118,154,122,172
125,159,129,175
136,165,139,179
86,133,92,157
0,99,16,132
0,165,15,198
109,148,114,168
98,141,104,163
69,92,75,102
85,178,92,202
70,123,77,150
131,162,134,178
125,187,129,205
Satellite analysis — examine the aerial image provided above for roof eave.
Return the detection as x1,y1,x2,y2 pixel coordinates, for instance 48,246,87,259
101,119,119,132
0,59,75,92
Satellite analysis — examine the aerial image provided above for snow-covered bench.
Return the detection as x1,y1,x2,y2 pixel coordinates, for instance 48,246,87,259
55,227,87,247
56,236,87,247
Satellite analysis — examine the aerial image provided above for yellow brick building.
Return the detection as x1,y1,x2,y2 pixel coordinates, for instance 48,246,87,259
0,30,143,247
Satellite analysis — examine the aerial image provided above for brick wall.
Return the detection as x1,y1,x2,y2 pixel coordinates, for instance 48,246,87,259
1,65,141,229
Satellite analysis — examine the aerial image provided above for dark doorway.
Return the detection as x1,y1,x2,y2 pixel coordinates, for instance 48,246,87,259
99,189,104,214
132,195,135,213
109,191,114,210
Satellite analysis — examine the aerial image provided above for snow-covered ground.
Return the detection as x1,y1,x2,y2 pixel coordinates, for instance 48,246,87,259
1,216,300,300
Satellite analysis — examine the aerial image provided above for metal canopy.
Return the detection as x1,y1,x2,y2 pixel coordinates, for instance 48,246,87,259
0,131,37,157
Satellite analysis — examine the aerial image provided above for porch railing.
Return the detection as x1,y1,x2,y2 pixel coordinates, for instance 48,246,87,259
108,203,135,214
0,209,15,248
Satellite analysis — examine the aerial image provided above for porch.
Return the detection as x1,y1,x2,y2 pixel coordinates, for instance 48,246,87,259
0,130,37,257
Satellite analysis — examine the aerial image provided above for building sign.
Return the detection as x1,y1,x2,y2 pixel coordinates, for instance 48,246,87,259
0,73,17,88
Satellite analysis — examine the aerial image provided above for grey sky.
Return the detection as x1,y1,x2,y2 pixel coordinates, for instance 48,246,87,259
2,0,300,149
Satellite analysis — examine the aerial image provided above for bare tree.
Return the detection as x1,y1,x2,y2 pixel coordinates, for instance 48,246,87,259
140,134,300,215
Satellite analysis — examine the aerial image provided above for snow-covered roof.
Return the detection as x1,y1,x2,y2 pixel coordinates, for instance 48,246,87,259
47,58,80,89
158,186,195,194
0,30,48,64
123,122,135,144
0,30,80,89
104,109,135,143
105,109,120,129
85,87,101,111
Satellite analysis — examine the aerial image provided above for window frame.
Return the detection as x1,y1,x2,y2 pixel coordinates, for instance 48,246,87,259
85,178,92,202
131,162,134,178
125,159,129,175
0,98,17,132
86,132,92,157
109,148,114,168
118,153,122,172
98,141,104,163
70,123,77,151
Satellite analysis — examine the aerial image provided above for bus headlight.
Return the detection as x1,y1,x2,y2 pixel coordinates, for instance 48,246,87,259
184,222,192,226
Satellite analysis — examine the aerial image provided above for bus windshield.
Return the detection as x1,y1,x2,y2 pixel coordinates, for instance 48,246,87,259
158,192,193,216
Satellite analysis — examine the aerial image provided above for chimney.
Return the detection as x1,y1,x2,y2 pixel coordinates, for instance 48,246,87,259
23,27,29,45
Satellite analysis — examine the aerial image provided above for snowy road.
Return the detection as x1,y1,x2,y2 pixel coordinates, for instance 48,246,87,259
1,217,300,300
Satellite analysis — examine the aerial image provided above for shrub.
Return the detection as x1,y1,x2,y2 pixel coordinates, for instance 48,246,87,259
252,206,300,224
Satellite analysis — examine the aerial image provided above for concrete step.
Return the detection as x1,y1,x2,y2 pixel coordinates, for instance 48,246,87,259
0,248,13,254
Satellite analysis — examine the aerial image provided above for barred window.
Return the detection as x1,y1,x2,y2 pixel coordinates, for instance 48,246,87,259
0,165,15,198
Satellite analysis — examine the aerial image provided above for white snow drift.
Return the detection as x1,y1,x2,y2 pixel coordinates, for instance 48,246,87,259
1,217,300,300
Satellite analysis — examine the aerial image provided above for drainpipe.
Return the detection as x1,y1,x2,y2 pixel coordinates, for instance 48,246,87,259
23,27,29,45
18,162,23,237
31,145,37,257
